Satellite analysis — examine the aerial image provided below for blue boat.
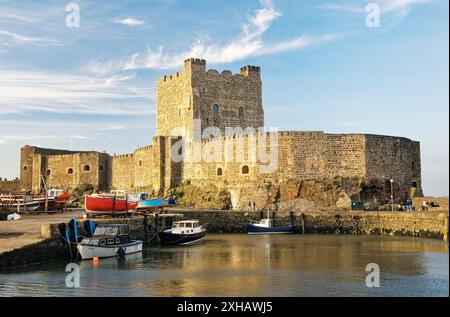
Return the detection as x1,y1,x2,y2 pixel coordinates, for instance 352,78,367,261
245,216,295,235
137,198,176,210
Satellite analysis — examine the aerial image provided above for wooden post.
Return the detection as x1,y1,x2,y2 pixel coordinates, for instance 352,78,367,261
301,213,306,234
143,215,150,246
155,213,160,244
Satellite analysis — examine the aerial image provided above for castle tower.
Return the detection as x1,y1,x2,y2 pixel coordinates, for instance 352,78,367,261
156,58,264,140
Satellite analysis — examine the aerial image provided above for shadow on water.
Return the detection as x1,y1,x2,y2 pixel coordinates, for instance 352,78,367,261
0,235,448,297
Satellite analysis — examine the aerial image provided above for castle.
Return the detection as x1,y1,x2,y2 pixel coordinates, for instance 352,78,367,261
4,58,423,210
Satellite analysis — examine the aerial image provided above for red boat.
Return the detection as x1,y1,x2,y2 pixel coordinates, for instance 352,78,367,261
85,192,138,215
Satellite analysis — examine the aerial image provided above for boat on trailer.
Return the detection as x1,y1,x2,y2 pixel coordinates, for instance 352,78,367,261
158,220,207,246
77,224,143,260
245,211,295,234
137,197,177,210
85,190,138,216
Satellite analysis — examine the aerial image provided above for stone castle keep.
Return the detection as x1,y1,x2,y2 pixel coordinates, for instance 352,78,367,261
7,58,423,211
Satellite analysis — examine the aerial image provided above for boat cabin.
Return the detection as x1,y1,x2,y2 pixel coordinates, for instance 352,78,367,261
83,224,131,246
47,189,64,198
254,219,274,228
171,220,203,234
94,224,129,237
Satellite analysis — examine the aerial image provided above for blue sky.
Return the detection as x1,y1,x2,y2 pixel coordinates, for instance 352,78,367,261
0,0,448,196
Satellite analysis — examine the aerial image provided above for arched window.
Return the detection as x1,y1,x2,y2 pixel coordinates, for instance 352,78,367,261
46,169,51,176
242,165,249,175
238,106,245,120
139,160,142,167
68,168,73,175
412,181,418,188
212,104,219,118
83,165,90,172
217,168,223,176
100,165,104,171
23,165,28,171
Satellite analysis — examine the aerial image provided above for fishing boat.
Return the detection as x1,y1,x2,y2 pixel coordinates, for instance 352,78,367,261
77,224,143,260
158,220,207,246
85,192,138,215
245,211,295,234
137,197,177,210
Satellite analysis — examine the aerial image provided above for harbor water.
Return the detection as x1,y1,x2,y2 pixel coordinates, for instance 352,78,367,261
0,234,448,297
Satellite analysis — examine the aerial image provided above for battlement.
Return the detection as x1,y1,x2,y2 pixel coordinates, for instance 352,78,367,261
184,58,206,66
134,145,153,153
158,59,261,85
113,154,134,160
240,65,261,77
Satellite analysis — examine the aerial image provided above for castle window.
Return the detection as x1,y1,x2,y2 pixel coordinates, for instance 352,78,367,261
46,169,51,176
242,165,249,175
217,168,223,176
83,165,90,172
212,104,220,118
139,160,142,167
238,106,245,120
412,161,416,171
23,165,28,171
100,165,104,171
68,168,73,175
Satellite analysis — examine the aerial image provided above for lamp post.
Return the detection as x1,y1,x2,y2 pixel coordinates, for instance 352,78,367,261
390,179,394,212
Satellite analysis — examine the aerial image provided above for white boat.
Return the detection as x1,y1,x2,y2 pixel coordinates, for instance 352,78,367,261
77,224,143,260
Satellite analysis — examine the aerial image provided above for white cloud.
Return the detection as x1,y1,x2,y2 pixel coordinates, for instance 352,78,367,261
0,29,58,44
0,70,154,115
87,0,338,73
0,6,39,23
116,17,145,26
319,0,431,15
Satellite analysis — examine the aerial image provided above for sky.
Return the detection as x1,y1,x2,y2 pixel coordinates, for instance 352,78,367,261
0,0,448,196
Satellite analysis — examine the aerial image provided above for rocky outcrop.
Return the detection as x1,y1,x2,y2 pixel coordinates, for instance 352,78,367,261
168,183,232,210
170,177,418,212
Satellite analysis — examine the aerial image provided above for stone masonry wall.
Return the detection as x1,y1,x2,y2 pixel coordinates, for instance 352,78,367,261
0,178,20,194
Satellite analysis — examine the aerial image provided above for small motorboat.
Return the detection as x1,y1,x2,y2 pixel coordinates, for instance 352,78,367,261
137,197,176,210
85,191,138,215
245,211,295,235
158,220,207,246
77,224,143,260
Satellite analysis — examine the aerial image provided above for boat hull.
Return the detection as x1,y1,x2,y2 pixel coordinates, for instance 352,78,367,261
245,224,295,234
77,240,143,260
85,195,138,214
137,198,176,210
158,230,207,246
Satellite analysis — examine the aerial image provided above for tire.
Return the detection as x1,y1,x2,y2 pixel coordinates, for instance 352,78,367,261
118,247,126,258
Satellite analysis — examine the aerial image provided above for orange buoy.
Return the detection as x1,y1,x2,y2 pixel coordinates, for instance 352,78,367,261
93,257,99,265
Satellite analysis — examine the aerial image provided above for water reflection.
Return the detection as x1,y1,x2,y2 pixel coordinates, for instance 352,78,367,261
0,235,448,297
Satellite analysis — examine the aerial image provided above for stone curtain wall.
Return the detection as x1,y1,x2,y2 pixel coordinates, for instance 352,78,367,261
111,154,135,190
365,135,423,199
0,178,20,194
